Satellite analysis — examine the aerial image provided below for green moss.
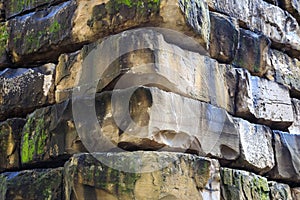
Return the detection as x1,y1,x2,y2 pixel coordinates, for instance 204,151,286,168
49,21,61,34
21,115,48,164
0,24,8,54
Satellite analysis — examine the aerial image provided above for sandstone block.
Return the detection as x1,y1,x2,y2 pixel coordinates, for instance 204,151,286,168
230,118,275,174
289,98,300,134
64,152,220,200
72,86,240,161
56,29,236,114
8,0,210,65
235,68,294,130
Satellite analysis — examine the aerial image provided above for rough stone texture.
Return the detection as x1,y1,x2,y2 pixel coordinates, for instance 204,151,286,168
64,152,220,200
230,118,275,174
8,1,77,65
220,168,270,200
0,119,25,172
269,181,292,200
0,22,9,68
74,86,240,161
235,68,294,130
233,29,271,77
8,0,210,65
292,188,300,199
56,29,236,114
268,131,300,183
279,0,300,22
0,64,55,121
5,0,65,19
0,167,63,200
268,49,300,95
289,98,300,134
207,0,300,58
20,100,86,166
209,12,239,63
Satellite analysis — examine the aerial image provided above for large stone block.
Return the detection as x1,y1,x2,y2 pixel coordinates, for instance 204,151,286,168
207,0,300,58
235,68,294,130
268,131,300,183
269,181,292,200
0,118,25,172
209,12,239,63
268,49,300,96
230,118,275,174
64,152,220,200
0,64,55,121
56,29,236,114
20,100,86,166
8,0,210,65
233,29,271,77
73,86,240,161
0,168,63,200
220,168,270,200
5,0,65,19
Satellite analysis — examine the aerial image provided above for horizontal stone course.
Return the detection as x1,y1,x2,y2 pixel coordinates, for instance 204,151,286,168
64,152,220,200
7,0,211,66
207,0,300,58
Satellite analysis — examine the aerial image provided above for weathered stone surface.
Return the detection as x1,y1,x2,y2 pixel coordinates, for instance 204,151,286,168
233,29,271,77
56,29,236,114
64,152,220,200
279,0,300,22
8,0,210,65
220,168,270,200
0,64,55,121
292,188,300,199
0,119,25,172
0,22,9,68
269,181,292,200
289,98,300,134
209,12,239,63
268,131,300,183
20,100,86,166
230,118,275,174
5,0,65,19
268,49,300,95
73,86,240,160
0,167,63,200
8,1,77,65
207,0,300,58
235,68,294,130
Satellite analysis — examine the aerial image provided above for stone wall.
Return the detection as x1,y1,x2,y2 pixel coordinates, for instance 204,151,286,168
0,0,300,199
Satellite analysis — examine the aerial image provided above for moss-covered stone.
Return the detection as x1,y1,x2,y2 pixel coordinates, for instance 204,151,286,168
64,152,220,199
221,168,270,200
0,168,63,200
20,99,86,166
